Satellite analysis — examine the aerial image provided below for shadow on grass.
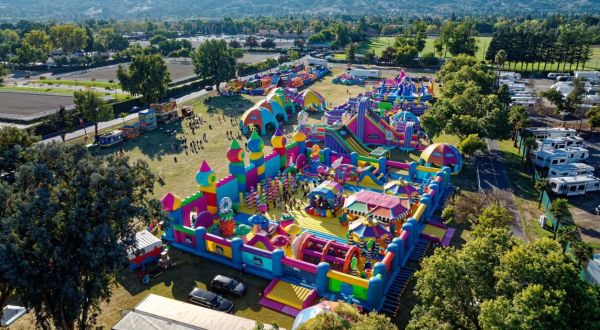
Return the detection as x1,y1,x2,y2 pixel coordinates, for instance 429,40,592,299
94,121,184,161
116,248,274,314
496,149,537,202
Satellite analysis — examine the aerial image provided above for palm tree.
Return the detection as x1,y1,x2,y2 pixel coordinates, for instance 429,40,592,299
522,136,537,163
508,105,529,143
571,240,594,268
534,178,548,208
556,225,578,254
549,198,572,240
494,49,507,70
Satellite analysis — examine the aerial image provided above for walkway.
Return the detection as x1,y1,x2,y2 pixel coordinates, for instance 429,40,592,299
476,139,527,241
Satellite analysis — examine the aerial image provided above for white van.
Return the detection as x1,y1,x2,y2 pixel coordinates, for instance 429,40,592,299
556,75,574,82
548,72,568,79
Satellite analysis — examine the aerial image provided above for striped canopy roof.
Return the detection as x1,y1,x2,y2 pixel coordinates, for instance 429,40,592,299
420,143,462,166
307,180,343,202
349,218,391,240
343,190,410,222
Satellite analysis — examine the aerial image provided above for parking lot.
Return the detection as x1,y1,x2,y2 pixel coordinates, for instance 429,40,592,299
0,92,73,121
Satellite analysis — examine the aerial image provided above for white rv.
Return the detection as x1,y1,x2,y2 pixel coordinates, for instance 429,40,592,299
536,136,585,151
574,71,600,81
549,175,600,196
347,68,380,78
533,147,589,168
526,127,578,139
307,57,328,67
548,163,595,178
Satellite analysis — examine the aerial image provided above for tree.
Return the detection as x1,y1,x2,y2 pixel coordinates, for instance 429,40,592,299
46,106,76,142
15,43,47,66
260,38,276,49
534,177,548,207
588,105,600,131
379,46,396,64
549,198,572,240
395,45,418,66
0,126,39,173
244,35,258,49
571,240,593,268
50,24,87,54
345,43,356,62
287,49,299,64
0,143,162,330
508,105,529,141
494,49,507,69
191,39,236,92
293,37,305,50
228,39,241,49
441,190,501,227
556,225,578,254
541,88,566,113
117,54,170,104
74,90,113,138
23,29,53,53
477,203,513,230
458,134,487,157
365,50,377,64
0,64,9,84
299,302,397,330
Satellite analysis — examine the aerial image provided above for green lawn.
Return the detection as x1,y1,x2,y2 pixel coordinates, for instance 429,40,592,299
34,79,121,89
0,86,131,100
10,248,294,330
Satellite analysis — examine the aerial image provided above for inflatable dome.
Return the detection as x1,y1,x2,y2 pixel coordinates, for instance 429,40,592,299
240,107,278,135
419,143,463,174
294,89,326,112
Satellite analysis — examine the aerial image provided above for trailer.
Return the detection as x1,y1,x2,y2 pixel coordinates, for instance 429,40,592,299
549,175,600,196
347,68,380,78
533,147,589,168
525,127,577,139
548,163,595,178
307,57,328,67
574,71,600,81
536,136,585,151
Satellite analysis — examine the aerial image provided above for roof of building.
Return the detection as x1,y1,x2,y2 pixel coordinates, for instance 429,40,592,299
113,294,278,330
549,175,599,184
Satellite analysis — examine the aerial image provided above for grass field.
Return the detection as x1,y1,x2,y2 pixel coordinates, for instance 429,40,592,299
34,79,121,89
338,36,600,71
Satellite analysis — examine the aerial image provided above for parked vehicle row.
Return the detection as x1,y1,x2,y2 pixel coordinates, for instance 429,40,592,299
186,275,247,314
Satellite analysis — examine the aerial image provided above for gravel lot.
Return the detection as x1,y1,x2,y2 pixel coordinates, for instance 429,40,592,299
0,92,73,120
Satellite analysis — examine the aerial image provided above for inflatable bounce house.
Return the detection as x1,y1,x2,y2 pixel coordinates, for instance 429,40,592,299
419,143,463,175
225,65,329,96
161,118,458,316
240,88,297,135
333,73,365,86
294,90,326,113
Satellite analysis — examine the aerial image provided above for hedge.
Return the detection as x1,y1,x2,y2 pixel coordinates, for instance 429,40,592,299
50,58,130,75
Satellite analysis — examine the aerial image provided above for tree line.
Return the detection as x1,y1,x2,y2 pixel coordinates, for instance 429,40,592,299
486,21,597,71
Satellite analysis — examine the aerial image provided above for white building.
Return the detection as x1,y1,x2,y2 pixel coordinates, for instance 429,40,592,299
549,175,600,196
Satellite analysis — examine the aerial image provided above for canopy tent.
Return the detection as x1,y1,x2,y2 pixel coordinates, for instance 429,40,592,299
383,180,419,197
306,180,344,211
343,190,410,223
349,217,391,241
240,107,279,135
294,89,326,112
419,143,463,174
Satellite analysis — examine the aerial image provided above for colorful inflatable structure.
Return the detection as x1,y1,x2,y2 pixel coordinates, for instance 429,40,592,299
333,73,365,86
240,88,297,135
419,143,463,174
225,65,330,96
161,120,458,315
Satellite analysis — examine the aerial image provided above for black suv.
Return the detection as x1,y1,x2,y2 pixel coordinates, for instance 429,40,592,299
210,275,246,297
187,288,234,313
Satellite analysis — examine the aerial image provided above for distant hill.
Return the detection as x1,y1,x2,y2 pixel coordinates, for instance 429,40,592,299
0,0,598,20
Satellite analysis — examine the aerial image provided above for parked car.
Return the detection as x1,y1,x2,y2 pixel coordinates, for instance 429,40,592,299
205,85,214,91
556,75,574,82
594,204,600,215
129,106,141,113
210,275,246,297
187,288,234,313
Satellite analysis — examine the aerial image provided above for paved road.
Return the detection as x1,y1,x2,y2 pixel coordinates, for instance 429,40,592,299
477,139,528,241
40,57,310,143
